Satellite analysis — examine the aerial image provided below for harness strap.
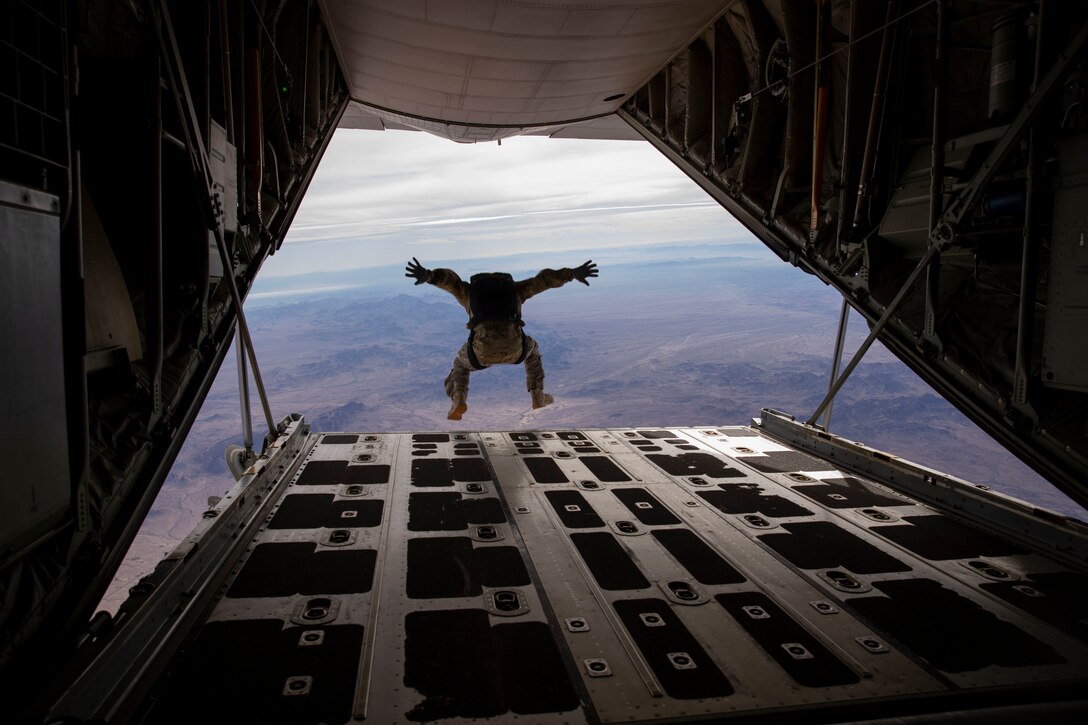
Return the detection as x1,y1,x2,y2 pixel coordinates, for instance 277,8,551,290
466,329,488,370
513,332,530,365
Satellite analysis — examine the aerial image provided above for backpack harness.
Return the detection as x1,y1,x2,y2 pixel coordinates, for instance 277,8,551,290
465,272,528,370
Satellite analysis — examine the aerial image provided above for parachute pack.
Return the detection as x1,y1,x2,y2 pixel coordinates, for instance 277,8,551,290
468,272,522,329
466,273,527,369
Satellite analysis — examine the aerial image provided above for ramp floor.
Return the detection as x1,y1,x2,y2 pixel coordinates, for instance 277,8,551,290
143,427,1088,723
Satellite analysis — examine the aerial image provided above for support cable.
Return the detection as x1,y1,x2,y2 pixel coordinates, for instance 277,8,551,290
924,0,948,345
149,0,276,438
150,55,164,419
852,0,899,232
810,0,831,241
833,0,860,255
1013,0,1047,415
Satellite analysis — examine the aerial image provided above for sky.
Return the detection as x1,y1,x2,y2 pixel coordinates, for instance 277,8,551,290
263,128,756,281
244,125,1083,518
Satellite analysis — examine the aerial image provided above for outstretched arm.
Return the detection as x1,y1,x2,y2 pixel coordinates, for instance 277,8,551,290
516,260,599,302
405,258,471,312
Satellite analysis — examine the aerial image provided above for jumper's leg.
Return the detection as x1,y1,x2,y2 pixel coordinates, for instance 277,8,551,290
444,344,472,420
523,336,553,409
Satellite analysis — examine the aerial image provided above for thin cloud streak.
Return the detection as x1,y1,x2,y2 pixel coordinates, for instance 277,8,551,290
406,201,718,227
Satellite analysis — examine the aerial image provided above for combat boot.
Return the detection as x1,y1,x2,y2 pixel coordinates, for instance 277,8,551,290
448,391,468,420
530,389,554,410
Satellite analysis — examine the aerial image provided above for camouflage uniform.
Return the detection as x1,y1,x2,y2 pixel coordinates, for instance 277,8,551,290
427,267,577,408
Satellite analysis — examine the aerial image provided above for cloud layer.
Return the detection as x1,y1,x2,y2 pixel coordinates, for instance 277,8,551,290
268,128,752,277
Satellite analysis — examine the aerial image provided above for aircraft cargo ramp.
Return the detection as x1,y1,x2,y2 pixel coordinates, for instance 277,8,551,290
49,413,1088,723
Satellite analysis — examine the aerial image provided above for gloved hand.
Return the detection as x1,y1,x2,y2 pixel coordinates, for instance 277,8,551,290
405,257,431,285
573,260,598,286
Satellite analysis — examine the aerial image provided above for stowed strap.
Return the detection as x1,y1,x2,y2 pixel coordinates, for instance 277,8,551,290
465,330,488,370
513,331,530,365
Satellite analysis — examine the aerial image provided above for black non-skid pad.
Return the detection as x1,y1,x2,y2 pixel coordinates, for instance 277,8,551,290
636,430,679,439
545,490,604,528
524,457,569,484
579,456,631,482
651,529,745,585
758,522,910,574
457,458,490,484
269,494,384,529
296,460,391,486
612,488,680,525
454,443,480,456
408,492,506,531
406,538,529,598
613,598,734,699
872,515,1026,560
321,434,359,445
407,537,479,598
791,476,910,509
462,497,506,524
510,433,537,441
227,542,376,598
411,460,455,486
475,546,532,588
413,433,450,443
404,610,579,720
696,484,813,518
558,431,587,440
716,592,860,687
646,452,745,479
570,532,650,590
144,620,364,725
981,572,1088,643
410,457,491,487
408,492,464,531
740,450,828,474
848,578,1063,672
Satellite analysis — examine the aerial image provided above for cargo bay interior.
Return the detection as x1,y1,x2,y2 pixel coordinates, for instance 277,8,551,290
2,1,1087,722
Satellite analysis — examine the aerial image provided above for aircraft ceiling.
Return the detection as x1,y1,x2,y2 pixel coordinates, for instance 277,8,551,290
321,0,728,140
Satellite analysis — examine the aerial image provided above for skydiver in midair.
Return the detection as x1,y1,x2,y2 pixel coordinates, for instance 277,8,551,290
405,258,599,420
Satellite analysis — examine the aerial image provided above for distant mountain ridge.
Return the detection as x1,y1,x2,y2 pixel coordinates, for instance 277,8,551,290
98,257,1084,614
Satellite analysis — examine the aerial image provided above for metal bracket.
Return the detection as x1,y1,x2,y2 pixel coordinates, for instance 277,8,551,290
807,242,943,426
819,298,851,431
